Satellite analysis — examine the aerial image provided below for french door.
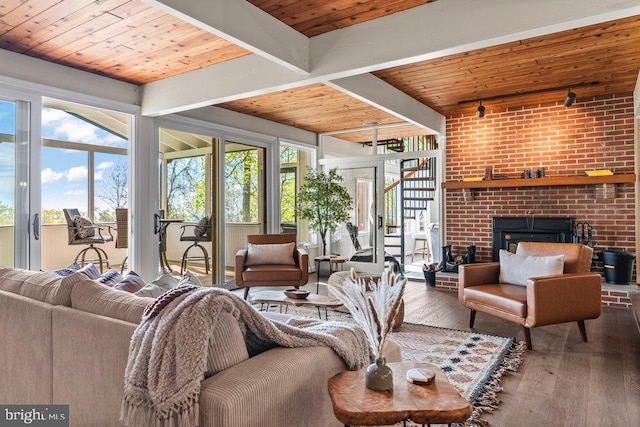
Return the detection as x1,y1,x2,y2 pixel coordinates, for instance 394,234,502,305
321,150,442,274
319,158,386,273
0,93,41,269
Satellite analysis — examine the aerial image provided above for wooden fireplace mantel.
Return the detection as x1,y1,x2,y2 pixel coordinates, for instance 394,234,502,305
441,174,635,190
441,174,636,201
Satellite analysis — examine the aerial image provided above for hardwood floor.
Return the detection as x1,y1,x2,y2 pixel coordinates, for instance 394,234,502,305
400,279,640,427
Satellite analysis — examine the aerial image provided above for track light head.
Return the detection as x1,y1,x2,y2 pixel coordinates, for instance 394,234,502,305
476,101,485,118
564,88,576,107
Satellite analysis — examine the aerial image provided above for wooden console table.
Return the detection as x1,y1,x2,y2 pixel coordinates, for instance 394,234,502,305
328,361,472,426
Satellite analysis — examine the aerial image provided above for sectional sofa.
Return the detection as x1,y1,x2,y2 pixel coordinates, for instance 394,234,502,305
0,268,350,426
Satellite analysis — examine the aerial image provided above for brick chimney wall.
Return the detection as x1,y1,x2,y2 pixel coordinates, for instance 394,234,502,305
444,93,636,267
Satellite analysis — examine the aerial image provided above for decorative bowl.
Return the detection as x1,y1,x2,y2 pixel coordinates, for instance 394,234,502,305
284,289,310,299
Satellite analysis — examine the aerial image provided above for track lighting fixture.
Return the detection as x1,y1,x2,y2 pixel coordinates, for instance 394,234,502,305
476,101,485,118
458,81,598,106
564,88,577,107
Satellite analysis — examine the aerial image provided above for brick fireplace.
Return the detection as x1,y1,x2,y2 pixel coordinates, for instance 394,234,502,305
443,93,636,292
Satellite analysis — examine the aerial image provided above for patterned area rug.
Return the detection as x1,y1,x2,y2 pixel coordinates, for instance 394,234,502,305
258,304,526,427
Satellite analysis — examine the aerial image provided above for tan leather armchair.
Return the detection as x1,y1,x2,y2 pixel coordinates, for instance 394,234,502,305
458,242,601,350
235,234,309,300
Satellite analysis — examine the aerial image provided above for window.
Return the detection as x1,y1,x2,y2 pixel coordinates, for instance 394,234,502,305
279,143,315,243
41,104,129,223
166,156,206,221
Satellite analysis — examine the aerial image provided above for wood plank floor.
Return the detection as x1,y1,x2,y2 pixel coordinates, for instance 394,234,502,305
400,279,640,427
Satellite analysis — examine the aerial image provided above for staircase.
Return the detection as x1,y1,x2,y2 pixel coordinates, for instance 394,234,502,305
384,157,436,265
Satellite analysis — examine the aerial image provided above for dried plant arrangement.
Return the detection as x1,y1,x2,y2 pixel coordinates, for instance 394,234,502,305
328,268,406,359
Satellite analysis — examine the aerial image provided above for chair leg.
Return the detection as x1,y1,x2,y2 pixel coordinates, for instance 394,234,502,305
243,287,250,300
74,244,110,273
523,326,532,350
469,309,476,328
577,320,588,342
181,242,210,275
411,239,417,262
120,256,129,274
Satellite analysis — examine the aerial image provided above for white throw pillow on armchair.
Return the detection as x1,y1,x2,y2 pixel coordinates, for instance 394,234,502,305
498,249,564,286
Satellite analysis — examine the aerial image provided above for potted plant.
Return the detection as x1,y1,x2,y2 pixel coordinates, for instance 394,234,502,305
297,167,352,256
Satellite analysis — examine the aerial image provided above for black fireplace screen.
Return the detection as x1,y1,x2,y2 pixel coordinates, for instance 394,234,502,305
492,217,574,261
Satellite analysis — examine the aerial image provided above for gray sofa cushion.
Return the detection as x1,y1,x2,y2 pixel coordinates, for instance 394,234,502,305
0,268,88,306
71,279,154,324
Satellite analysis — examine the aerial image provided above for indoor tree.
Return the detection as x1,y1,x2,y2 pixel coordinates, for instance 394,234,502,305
297,167,352,256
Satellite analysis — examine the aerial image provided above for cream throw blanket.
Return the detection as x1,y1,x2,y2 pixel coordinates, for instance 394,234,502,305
121,286,370,427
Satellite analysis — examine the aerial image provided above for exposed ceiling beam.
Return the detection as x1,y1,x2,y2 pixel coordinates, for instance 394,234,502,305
141,0,640,120
141,54,311,116
144,0,309,73
327,74,445,135
308,0,640,76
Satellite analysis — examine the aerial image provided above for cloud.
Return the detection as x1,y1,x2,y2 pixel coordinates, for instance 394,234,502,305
66,166,88,182
94,170,104,181
41,107,127,148
64,189,86,197
96,161,113,170
41,168,64,184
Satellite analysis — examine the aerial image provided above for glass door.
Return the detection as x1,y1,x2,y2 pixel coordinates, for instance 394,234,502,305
0,100,18,268
40,100,130,272
319,159,386,273
159,127,218,285
0,97,37,269
224,141,266,285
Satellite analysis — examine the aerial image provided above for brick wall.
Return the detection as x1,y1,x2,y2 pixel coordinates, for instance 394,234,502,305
444,94,636,275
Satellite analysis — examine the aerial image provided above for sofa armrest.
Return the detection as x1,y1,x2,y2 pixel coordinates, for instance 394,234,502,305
199,346,344,427
235,249,248,287
526,273,602,327
295,250,309,284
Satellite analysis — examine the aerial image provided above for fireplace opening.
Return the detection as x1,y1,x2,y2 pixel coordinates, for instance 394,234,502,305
492,217,574,261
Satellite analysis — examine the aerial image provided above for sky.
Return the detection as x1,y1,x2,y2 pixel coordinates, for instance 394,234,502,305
0,100,128,215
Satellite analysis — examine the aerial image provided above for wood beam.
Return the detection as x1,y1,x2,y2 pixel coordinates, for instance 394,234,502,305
327,74,445,135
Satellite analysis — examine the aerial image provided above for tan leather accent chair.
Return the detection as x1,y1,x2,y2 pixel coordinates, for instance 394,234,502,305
235,234,309,300
458,242,602,350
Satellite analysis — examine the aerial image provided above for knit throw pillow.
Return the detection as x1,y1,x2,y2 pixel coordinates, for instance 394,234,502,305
73,215,95,238
194,216,209,238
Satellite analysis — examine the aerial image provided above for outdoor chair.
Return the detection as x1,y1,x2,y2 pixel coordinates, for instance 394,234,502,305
63,208,114,273
179,216,212,275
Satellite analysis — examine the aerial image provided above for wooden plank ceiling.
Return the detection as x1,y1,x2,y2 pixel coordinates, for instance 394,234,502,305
0,1,638,143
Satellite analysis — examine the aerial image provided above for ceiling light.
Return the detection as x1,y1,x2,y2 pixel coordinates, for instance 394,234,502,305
458,81,598,105
476,101,485,118
564,88,577,107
